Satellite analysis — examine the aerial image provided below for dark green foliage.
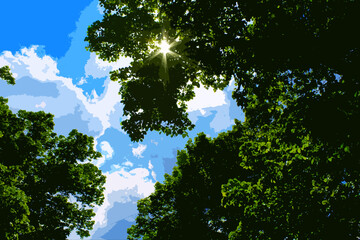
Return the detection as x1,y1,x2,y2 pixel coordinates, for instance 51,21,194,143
222,122,360,239
127,127,244,240
86,0,213,141
86,0,360,142
128,120,360,239
86,0,360,239
115,62,197,141
0,95,106,239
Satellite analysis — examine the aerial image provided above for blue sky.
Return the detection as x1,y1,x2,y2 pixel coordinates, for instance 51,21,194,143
0,1,244,239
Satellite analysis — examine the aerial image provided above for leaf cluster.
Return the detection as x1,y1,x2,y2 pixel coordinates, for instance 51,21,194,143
0,97,106,239
0,66,16,85
128,119,360,239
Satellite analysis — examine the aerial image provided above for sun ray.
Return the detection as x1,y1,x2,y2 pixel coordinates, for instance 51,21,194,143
158,40,171,55
146,38,181,82
152,39,174,72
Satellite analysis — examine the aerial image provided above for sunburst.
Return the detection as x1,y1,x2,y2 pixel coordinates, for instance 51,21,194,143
145,38,182,82
150,39,179,72
158,40,172,55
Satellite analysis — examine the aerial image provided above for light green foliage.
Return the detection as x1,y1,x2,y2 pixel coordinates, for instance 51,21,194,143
128,120,360,239
222,122,360,239
86,0,360,239
0,66,15,85
0,94,106,238
0,164,32,239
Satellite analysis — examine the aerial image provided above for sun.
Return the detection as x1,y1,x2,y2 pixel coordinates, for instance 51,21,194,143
146,37,182,82
147,38,180,78
158,40,171,55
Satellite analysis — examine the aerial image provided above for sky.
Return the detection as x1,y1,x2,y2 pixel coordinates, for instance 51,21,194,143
0,1,244,239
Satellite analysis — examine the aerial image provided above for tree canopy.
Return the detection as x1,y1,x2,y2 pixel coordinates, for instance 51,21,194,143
1,71,106,239
86,0,360,239
86,0,360,142
128,120,360,239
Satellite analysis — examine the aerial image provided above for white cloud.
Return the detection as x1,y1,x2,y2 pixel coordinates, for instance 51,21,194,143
85,52,132,79
227,78,237,92
113,164,121,169
0,46,126,137
148,160,157,181
2,47,65,83
93,168,155,228
1,46,81,115
123,160,134,167
83,79,123,135
187,85,227,113
132,144,147,159
93,156,106,168
35,101,46,109
151,171,157,181
148,160,154,170
77,77,87,85
92,141,115,167
84,53,111,79
0,54,12,72
100,141,114,159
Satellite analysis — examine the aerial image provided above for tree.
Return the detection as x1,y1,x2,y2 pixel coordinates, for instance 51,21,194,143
86,0,360,142
128,120,360,239
86,0,360,239
1,71,106,239
221,122,360,239
127,126,245,240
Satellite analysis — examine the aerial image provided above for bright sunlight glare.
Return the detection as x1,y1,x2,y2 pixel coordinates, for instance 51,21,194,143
158,40,171,55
